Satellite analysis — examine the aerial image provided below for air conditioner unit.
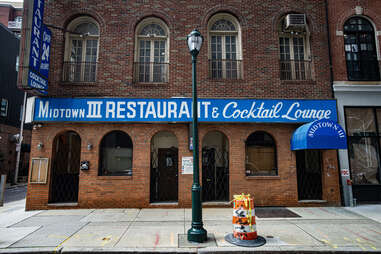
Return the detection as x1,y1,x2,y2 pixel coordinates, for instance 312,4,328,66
285,14,307,30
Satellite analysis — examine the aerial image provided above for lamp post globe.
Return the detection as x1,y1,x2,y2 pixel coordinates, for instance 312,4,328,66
186,29,207,243
187,29,203,57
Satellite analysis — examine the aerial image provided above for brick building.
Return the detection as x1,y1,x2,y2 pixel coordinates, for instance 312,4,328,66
0,2,31,184
20,0,346,210
329,0,381,204
0,1,23,35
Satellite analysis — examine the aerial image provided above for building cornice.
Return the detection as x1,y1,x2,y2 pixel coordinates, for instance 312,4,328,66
333,82,381,93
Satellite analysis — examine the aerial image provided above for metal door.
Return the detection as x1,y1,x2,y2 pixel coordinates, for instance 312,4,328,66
202,147,229,201
150,147,178,202
296,150,322,200
49,131,80,203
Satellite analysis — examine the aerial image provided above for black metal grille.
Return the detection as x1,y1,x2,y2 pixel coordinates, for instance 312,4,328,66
209,59,242,79
49,132,81,203
202,147,229,202
296,150,322,200
134,62,169,83
280,60,312,80
50,174,79,203
63,61,97,82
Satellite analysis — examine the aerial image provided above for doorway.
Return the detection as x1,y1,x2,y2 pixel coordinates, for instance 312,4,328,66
49,131,81,203
202,131,229,202
296,150,323,200
150,131,178,203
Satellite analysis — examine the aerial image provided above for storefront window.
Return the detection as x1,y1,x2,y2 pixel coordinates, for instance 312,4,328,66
99,131,133,176
346,108,376,136
245,131,277,176
345,107,381,185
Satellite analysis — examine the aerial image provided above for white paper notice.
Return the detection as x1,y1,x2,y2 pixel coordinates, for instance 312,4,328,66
182,157,193,174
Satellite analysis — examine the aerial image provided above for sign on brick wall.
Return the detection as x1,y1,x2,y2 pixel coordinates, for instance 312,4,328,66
26,97,338,123
21,0,51,94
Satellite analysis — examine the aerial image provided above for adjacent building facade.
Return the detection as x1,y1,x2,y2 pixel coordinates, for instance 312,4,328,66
0,2,23,36
0,22,30,183
329,0,381,204
21,0,347,210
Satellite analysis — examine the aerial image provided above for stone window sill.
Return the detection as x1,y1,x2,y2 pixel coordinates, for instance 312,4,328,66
97,176,133,180
246,176,281,180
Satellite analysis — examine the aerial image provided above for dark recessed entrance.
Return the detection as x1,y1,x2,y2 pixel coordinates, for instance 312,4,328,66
49,131,81,203
202,131,229,202
296,150,323,200
150,131,178,203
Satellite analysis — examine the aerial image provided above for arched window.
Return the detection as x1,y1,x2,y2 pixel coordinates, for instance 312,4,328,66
279,14,311,80
135,18,169,83
99,131,133,176
63,16,99,82
208,13,242,79
344,17,380,81
245,131,277,176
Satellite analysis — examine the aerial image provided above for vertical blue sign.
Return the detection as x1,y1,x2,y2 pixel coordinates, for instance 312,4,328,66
40,25,51,78
29,0,44,72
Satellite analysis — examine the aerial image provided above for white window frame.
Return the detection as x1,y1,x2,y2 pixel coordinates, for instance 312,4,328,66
279,15,311,80
134,17,170,83
64,16,100,82
0,98,8,117
208,13,242,79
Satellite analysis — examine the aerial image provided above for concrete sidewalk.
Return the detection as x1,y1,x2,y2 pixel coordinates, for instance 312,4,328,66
0,199,381,254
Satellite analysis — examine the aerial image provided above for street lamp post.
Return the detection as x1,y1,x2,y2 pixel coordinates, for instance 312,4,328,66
186,29,207,243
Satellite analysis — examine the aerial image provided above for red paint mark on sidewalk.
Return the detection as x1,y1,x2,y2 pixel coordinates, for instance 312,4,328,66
344,226,375,243
367,227,381,236
154,233,160,249
319,207,333,215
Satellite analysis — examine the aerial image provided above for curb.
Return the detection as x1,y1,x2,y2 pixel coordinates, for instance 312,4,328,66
0,247,380,254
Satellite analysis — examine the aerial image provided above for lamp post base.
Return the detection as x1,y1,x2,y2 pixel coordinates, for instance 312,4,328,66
187,227,207,243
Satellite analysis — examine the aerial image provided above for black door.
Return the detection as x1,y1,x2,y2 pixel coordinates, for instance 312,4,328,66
50,132,80,203
150,147,178,202
202,147,229,202
296,150,322,200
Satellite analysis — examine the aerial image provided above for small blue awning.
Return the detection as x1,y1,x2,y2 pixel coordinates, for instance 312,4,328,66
291,119,347,150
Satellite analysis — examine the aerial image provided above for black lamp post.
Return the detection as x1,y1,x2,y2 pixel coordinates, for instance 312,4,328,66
186,29,207,243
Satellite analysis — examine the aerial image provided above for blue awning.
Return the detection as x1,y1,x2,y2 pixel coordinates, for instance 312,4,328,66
291,119,347,150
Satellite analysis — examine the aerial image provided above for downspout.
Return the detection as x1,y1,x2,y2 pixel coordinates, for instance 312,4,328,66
325,0,334,92
325,0,346,206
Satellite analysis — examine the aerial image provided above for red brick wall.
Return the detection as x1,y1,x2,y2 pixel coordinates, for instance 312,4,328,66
18,0,333,99
22,0,342,209
0,6,11,26
328,0,381,81
25,123,340,210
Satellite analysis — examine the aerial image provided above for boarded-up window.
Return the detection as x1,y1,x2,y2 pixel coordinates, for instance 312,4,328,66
30,158,49,184
245,132,277,176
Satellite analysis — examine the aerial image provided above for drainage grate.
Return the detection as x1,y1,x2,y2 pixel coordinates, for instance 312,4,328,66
255,207,301,218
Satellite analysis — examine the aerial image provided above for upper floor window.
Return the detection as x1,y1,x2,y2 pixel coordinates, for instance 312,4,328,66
15,16,22,23
245,131,277,176
63,16,99,82
208,13,242,79
344,17,380,81
0,98,8,117
134,18,169,83
279,14,311,81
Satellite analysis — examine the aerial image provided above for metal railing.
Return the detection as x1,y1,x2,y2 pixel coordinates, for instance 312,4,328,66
279,60,312,81
63,61,97,82
209,59,242,79
134,62,169,83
